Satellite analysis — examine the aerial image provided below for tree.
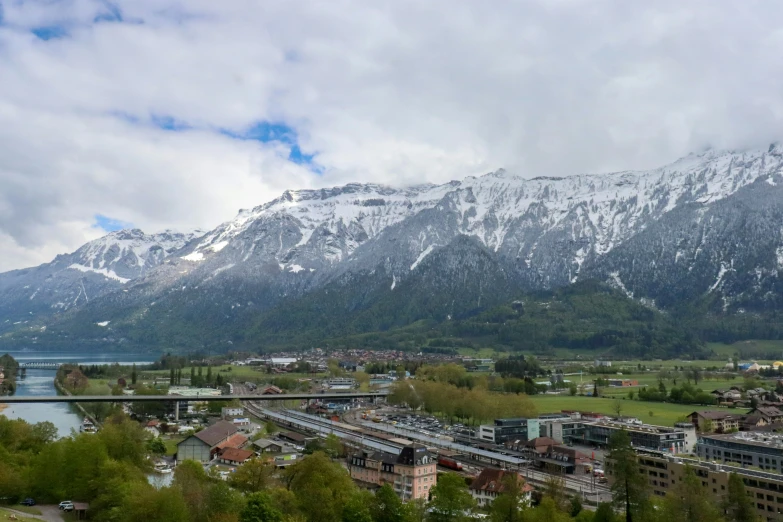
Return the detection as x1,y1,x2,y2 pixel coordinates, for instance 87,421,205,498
593,502,617,522
207,365,213,383
612,399,623,420
593,381,600,398
722,473,758,522
403,499,428,522
343,490,374,522
429,472,476,522
324,433,344,458
131,364,138,385
170,368,176,385
660,465,724,522
240,492,283,522
190,367,196,384
607,429,649,522
543,475,568,512
230,457,277,492
283,452,356,522
147,437,167,455
569,382,578,396
489,473,529,522
527,497,570,522
371,484,405,522
570,496,583,517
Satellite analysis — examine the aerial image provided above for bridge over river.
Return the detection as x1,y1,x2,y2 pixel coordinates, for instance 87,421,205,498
18,362,62,369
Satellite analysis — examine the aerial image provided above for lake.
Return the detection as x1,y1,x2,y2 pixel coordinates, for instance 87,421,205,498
2,350,159,437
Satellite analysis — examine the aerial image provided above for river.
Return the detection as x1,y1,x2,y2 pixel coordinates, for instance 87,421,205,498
2,350,159,437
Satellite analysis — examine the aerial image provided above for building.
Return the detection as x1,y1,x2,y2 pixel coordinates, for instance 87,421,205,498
231,417,252,432
523,438,593,475
221,407,244,419
177,421,240,463
620,449,783,521
579,419,696,453
697,432,783,473
260,385,283,395
594,360,612,367
479,418,540,444
252,439,284,454
607,379,639,387
348,444,437,500
753,407,783,425
540,418,585,443
279,431,309,445
688,411,742,433
219,448,255,466
469,468,533,508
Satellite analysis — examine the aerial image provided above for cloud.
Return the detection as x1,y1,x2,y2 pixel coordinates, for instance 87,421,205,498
0,0,782,270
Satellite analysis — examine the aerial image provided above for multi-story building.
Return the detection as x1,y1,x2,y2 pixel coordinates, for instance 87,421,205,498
479,418,540,444
697,432,783,473
617,450,783,521
348,444,437,500
688,410,742,433
578,419,696,453
469,468,533,508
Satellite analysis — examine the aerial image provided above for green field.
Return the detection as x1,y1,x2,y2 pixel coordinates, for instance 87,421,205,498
528,395,746,426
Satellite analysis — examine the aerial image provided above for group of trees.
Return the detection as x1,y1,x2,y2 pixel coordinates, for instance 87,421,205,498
0,353,18,394
388,377,536,425
637,382,716,405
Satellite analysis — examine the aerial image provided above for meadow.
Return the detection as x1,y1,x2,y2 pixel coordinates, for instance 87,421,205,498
527,395,746,426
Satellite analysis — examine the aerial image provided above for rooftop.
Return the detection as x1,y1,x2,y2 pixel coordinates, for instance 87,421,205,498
470,468,533,494
193,421,238,447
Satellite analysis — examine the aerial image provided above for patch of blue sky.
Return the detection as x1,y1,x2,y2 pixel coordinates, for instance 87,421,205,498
93,1,123,23
222,120,322,172
31,25,68,40
150,114,192,131
94,214,132,232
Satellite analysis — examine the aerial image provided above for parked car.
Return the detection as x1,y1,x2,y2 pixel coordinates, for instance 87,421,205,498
59,501,74,511
20,498,35,506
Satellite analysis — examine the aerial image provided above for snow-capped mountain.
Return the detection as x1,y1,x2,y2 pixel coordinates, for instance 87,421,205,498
4,144,783,350
0,229,200,333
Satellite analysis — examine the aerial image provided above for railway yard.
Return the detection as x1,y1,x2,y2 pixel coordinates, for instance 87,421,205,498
243,400,612,503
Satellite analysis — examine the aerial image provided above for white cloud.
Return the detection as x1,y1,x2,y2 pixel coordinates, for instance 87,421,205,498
1,0,782,270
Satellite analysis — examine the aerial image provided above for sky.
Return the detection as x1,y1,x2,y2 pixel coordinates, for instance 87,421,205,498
1,1,783,271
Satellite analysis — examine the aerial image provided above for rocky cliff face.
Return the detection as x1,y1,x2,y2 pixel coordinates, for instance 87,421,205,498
5,145,783,349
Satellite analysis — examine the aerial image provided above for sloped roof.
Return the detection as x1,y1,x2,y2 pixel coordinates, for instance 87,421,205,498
194,421,238,447
755,406,783,418
220,448,255,463
692,411,738,421
215,432,248,450
470,468,533,494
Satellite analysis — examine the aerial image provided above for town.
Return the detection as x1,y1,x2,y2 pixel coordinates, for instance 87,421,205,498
4,350,783,521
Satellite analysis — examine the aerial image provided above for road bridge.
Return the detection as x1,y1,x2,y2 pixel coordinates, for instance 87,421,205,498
0,391,388,404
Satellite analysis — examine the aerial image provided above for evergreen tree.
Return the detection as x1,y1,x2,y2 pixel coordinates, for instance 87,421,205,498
607,429,649,522
190,367,195,383
206,365,212,384
722,473,758,522
169,368,175,385
131,364,137,385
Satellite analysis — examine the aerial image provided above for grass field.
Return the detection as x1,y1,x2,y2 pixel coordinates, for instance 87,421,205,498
6,506,41,516
528,395,746,426
164,436,186,456
0,508,38,521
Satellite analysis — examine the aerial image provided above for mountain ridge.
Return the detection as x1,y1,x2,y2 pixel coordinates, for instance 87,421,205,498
4,144,783,352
